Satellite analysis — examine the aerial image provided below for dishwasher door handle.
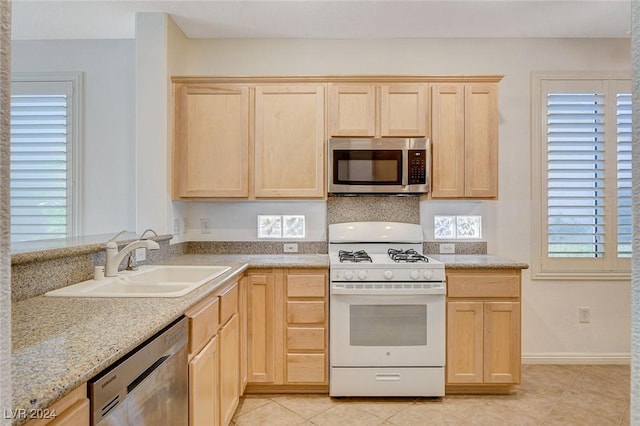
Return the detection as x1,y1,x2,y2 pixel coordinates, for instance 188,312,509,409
127,354,170,393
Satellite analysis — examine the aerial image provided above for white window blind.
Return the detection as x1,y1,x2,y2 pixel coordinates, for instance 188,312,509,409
533,74,631,279
546,93,605,258
616,93,632,258
10,76,80,243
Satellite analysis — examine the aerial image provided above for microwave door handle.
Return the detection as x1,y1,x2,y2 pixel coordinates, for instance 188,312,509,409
401,149,408,186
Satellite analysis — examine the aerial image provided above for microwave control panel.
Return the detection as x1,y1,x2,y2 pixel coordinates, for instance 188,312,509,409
408,150,426,184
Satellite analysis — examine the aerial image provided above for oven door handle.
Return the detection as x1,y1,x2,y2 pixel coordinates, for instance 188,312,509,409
331,286,446,296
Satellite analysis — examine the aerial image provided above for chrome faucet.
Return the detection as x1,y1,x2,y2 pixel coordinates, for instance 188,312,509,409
104,230,160,277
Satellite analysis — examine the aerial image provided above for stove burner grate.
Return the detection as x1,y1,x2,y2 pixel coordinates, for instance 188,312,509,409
387,248,429,263
339,250,372,263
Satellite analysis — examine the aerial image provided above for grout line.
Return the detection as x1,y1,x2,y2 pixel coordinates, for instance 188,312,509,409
539,365,586,424
232,395,274,422
270,395,332,422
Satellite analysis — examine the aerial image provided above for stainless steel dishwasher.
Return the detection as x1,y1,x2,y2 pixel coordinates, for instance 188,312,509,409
89,317,188,425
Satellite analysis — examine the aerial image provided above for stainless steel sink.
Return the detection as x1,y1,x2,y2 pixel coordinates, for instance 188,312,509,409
45,265,231,298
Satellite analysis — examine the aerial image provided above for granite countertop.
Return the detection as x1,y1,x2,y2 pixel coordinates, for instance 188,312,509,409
428,254,529,270
11,254,329,425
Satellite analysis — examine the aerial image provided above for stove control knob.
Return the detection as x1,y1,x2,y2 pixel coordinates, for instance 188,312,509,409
344,271,354,280
423,270,434,280
410,270,420,280
358,271,367,280
384,270,394,280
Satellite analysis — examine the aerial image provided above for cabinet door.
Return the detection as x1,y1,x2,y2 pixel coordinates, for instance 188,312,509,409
484,302,520,384
328,84,376,137
247,271,284,384
48,399,89,426
254,85,325,198
380,84,427,137
446,301,484,384
431,85,465,198
173,84,250,198
239,277,248,394
189,336,219,426
464,84,498,198
219,314,240,426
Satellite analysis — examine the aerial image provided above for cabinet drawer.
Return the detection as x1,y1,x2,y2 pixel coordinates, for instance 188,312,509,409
186,295,220,355
447,273,520,298
287,353,326,383
287,274,326,297
287,327,325,350
219,281,239,324
287,301,325,324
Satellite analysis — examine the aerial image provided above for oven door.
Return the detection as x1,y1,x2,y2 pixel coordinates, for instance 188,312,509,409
330,291,445,367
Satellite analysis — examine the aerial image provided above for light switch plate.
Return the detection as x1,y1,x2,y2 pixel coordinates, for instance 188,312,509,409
200,218,211,234
284,243,298,253
439,243,455,254
135,247,146,261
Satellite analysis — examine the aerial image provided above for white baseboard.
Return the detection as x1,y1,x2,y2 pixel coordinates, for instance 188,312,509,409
522,353,630,365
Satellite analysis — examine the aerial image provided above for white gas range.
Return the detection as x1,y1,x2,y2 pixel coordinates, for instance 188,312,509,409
328,221,446,397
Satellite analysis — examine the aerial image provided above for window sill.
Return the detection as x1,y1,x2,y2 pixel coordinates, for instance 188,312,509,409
532,271,631,281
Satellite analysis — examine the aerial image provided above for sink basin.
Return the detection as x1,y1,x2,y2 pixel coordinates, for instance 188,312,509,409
126,265,231,284
45,265,231,298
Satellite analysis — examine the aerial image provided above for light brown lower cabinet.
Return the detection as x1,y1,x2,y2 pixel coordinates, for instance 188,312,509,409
186,279,242,426
219,313,240,425
25,384,89,426
445,269,522,394
245,268,328,393
189,335,219,426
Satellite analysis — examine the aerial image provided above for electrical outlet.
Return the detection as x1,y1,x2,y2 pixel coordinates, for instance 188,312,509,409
284,243,298,253
579,307,591,323
200,218,211,234
135,247,146,262
439,243,455,254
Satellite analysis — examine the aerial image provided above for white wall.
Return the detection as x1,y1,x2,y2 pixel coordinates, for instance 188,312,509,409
11,39,136,236
1,0,12,421
181,37,631,361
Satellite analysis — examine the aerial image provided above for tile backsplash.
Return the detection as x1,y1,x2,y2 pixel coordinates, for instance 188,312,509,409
327,196,420,224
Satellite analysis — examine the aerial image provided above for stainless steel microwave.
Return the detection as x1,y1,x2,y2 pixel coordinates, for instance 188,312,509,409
328,138,430,195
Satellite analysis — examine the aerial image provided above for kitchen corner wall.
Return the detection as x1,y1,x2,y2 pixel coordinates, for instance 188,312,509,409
0,0,11,420
631,0,639,421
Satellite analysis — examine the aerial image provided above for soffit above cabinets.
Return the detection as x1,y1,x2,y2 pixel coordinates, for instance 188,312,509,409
12,1,631,41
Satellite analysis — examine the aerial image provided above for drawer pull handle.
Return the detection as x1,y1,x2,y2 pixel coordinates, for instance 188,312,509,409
375,373,401,381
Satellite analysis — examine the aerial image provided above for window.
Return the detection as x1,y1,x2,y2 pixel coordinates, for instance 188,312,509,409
434,215,482,239
10,73,82,243
257,215,305,239
532,73,631,279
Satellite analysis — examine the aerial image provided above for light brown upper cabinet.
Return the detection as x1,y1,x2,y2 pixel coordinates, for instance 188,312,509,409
254,85,325,198
173,80,325,200
431,83,499,198
173,83,250,198
329,83,428,138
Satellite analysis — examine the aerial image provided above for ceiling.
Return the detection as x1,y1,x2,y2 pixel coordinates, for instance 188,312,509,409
11,0,632,41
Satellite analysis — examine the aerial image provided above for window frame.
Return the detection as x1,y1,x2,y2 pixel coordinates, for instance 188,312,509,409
531,71,631,280
10,72,83,242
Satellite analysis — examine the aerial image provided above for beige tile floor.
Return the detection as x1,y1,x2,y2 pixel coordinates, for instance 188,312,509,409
232,365,630,425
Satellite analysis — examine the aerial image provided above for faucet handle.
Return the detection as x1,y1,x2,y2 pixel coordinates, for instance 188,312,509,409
139,228,158,240
106,230,127,246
